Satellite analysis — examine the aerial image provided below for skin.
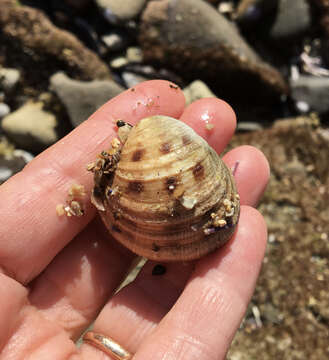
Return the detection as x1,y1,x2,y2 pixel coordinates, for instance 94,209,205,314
0,80,269,359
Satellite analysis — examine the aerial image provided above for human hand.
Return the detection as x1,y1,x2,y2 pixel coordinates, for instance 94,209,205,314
0,81,269,359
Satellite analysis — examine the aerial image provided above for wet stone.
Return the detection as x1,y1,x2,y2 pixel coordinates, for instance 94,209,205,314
139,0,288,102
0,68,20,93
50,72,124,127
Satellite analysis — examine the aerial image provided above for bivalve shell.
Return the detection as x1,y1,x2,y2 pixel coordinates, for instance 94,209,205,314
91,115,240,261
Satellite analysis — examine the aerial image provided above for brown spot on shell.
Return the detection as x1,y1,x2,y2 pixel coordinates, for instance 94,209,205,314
193,162,204,180
132,149,145,161
182,135,191,146
160,142,171,154
128,181,144,193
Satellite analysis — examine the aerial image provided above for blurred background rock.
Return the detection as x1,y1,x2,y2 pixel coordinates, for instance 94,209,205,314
0,0,328,358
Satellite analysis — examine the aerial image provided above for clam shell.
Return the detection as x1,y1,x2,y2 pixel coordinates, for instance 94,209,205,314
93,115,240,261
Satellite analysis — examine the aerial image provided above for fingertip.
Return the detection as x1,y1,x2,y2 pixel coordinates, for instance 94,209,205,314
180,97,237,153
90,79,186,126
223,145,270,207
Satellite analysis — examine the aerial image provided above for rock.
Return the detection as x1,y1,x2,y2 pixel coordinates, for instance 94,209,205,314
139,0,288,103
2,102,58,153
124,64,184,85
96,0,147,22
0,0,110,80
183,80,216,105
0,103,10,118
218,1,235,16
269,0,311,40
126,47,143,63
110,57,129,69
102,32,128,52
0,138,34,184
0,165,13,184
0,149,34,184
0,68,20,92
122,72,148,88
291,75,329,114
50,72,124,127
237,121,264,132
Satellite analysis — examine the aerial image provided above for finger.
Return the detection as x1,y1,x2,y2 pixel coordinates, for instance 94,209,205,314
180,98,237,154
132,206,267,360
223,145,270,207
0,80,185,284
28,217,135,341
78,206,267,359
0,274,28,350
0,273,77,359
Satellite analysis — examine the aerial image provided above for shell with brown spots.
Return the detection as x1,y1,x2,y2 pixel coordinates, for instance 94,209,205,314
92,115,240,261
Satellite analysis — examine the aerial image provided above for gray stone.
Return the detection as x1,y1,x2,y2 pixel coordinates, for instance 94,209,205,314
0,103,10,118
270,0,311,40
122,72,148,88
0,166,13,183
140,0,288,101
97,0,147,21
50,72,124,127
0,68,20,92
2,102,58,153
0,144,34,184
291,75,329,114
183,80,216,105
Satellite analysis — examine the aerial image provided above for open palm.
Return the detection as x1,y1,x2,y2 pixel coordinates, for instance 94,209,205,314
0,81,268,359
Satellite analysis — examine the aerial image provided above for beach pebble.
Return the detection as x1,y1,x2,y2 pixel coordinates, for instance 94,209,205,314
102,32,128,52
2,102,58,152
0,103,10,118
0,68,20,92
269,0,311,40
97,0,147,22
139,0,288,102
122,72,148,88
50,72,124,127
183,80,216,105
291,75,329,114
126,47,143,63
